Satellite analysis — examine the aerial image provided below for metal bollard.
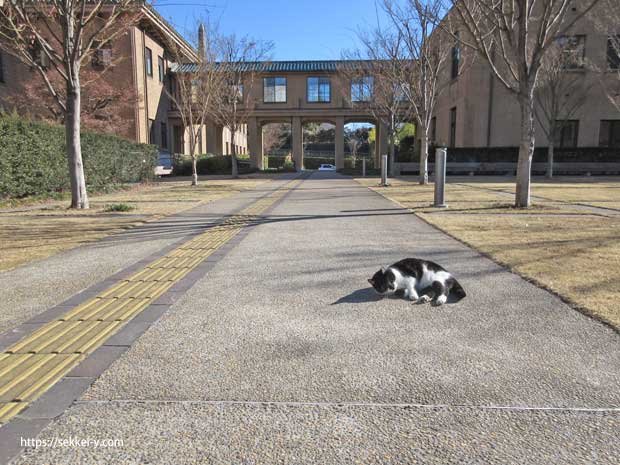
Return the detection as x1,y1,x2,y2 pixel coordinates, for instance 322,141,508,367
362,158,366,177
380,155,388,186
434,147,448,208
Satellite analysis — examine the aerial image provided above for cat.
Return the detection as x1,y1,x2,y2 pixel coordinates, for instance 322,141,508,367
368,258,466,306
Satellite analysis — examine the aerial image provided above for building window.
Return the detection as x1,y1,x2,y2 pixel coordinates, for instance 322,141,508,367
158,56,164,82
148,119,156,144
264,77,286,103
351,76,373,102
607,36,620,70
449,107,457,147
430,116,436,144
554,120,579,147
0,51,4,83
145,47,153,77
557,35,586,69
599,120,620,147
160,122,168,149
307,77,331,102
451,32,460,79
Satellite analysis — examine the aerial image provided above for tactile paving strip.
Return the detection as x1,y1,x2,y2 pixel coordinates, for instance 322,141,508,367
0,178,302,424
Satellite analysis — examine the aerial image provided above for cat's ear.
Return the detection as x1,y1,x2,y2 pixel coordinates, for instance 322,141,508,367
381,266,387,273
368,278,374,285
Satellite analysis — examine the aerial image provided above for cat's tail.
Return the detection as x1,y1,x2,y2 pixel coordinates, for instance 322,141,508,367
451,278,467,302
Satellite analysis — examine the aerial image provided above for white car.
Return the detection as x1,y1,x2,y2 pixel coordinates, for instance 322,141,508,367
318,164,336,171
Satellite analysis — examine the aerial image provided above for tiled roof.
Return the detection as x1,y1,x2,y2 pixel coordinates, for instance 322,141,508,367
171,60,375,74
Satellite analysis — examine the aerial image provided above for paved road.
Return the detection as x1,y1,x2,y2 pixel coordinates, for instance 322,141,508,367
11,173,620,464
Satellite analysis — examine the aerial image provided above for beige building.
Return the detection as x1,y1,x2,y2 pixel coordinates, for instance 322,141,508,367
0,6,245,163
431,6,620,150
172,60,393,170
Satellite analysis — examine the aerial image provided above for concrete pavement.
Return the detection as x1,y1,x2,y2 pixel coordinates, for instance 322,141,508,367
7,172,620,464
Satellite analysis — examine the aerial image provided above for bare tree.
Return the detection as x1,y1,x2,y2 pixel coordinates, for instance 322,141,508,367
345,126,369,168
535,41,590,178
448,0,601,207
342,30,411,177
0,0,141,208
383,0,455,184
166,21,220,186
211,35,272,178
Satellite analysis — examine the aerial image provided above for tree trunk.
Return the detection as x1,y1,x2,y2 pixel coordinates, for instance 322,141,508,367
388,133,396,177
66,80,89,209
515,94,535,208
191,155,198,186
546,143,554,179
419,130,429,185
231,129,239,178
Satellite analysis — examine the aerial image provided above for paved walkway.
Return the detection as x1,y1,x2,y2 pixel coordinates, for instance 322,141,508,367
2,173,619,464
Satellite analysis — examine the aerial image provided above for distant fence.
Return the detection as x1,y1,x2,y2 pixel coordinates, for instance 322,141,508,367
396,147,620,175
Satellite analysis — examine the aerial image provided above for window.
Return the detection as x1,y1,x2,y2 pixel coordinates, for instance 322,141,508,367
557,35,586,69
599,120,620,147
307,77,331,102
148,119,156,144
607,36,620,70
264,77,286,103
451,32,461,79
430,116,437,143
160,122,168,149
351,76,373,102
554,120,579,147
449,107,457,147
0,51,4,83
158,56,164,82
145,47,153,77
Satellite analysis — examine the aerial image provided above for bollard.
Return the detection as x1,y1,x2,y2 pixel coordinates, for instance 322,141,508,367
434,147,448,208
380,155,388,186
362,158,366,177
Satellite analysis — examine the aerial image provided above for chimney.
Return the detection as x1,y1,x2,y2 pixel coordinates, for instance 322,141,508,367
198,23,206,59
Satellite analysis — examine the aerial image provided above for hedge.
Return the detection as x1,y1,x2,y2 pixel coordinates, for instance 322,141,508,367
172,154,256,176
0,113,157,198
426,146,620,163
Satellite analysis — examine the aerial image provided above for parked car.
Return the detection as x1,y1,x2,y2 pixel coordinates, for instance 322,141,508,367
318,164,336,171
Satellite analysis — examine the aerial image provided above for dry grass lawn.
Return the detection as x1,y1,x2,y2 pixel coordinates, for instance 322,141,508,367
357,176,620,329
0,176,271,272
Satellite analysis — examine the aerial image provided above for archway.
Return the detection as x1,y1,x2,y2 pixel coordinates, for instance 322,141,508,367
262,121,292,170
344,121,376,172
302,121,335,170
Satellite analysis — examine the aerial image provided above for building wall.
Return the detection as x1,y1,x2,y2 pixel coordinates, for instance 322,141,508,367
432,4,619,149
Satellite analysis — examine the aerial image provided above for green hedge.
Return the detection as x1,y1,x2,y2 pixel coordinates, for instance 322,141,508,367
0,113,157,198
173,154,256,175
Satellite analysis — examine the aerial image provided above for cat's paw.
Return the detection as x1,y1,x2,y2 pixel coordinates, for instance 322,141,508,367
418,295,432,304
432,295,448,306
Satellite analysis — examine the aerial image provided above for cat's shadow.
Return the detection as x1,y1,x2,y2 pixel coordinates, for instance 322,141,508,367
331,287,389,305
332,288,463,305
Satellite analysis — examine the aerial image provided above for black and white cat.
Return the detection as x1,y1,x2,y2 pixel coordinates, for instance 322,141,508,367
368,258,466,306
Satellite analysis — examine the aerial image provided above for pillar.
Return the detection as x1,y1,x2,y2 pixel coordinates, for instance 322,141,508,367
247,117,264,170
335,116,345,170
206,122,223,155
292,116,303,171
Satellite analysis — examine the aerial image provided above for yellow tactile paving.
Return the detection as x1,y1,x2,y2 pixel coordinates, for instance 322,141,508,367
0,178,302,424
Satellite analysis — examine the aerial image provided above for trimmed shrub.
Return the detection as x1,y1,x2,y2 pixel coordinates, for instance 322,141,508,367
0,113,157,198
173,154,256,176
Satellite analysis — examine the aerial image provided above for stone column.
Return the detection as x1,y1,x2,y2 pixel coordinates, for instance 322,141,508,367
292,116,303,171
247,117,263,170
206,122,223,155
335,116,345,170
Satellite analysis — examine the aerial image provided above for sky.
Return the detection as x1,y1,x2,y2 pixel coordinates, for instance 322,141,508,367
154,0,390,60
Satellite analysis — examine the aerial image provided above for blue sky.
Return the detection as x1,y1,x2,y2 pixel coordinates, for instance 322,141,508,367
154,0,389,60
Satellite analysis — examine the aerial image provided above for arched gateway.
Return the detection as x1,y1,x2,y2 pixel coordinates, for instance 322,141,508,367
170,60,398,171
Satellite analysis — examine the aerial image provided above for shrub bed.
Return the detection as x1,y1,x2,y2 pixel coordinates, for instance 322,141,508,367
173,154,256,176
0,113,157,198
